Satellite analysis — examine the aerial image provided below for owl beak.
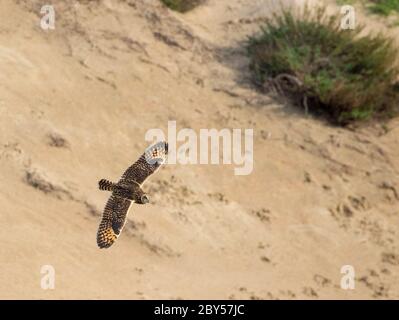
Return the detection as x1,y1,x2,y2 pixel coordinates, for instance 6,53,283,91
142,195,150,204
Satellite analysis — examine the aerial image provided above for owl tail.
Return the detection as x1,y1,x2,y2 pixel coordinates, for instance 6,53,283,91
98,179,115,191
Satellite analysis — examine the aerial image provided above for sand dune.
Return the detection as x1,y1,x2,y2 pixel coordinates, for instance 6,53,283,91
0,0,398,299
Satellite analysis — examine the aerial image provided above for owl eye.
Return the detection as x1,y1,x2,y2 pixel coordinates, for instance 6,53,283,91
141,195,150,204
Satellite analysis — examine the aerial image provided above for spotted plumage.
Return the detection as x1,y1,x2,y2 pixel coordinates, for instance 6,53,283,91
96,141,168,249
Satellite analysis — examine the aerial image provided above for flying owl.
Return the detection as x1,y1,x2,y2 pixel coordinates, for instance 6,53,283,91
96,141,168,249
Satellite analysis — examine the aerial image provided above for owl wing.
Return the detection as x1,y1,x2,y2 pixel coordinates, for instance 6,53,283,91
97,194,132,249
120,141,168,185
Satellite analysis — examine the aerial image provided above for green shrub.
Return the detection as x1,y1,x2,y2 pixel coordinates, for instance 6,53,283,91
247,5,399,125
369,0,399,16
160,0,203,12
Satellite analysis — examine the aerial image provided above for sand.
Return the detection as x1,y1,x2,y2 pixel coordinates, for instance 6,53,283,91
0,0,398,299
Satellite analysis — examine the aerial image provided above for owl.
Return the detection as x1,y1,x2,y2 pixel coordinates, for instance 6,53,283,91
96,141,168,248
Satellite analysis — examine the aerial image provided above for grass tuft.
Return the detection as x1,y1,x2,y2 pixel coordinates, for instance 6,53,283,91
369,0,399,16
160,0,203,12
247,5,399,125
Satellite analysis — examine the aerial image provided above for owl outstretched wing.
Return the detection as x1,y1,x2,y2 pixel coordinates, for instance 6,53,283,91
120,141,168,185
97,141,168,249
97,194,132,249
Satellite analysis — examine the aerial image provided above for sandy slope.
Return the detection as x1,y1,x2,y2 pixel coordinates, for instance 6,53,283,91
0,0,398,299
